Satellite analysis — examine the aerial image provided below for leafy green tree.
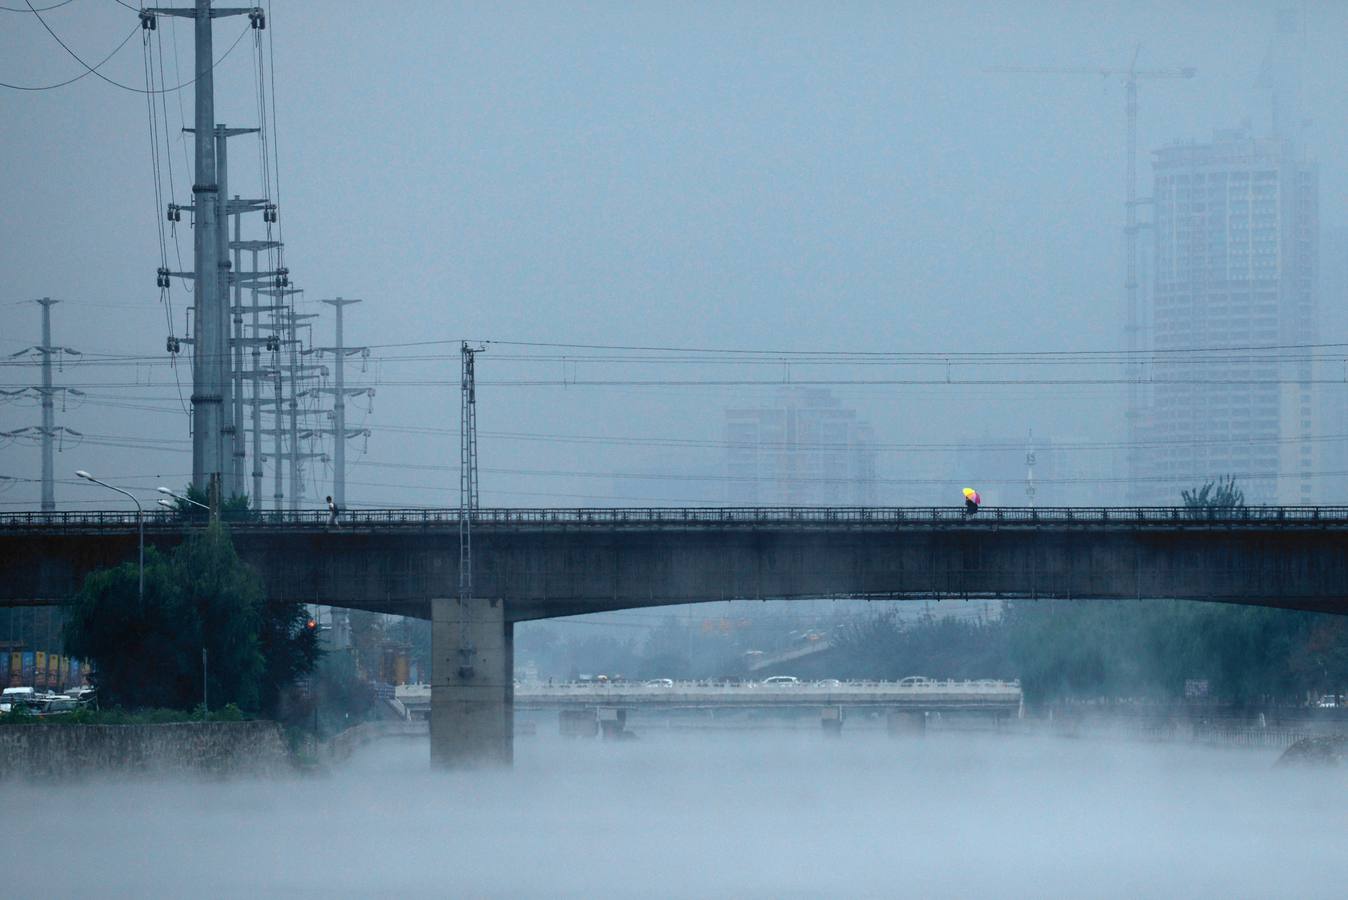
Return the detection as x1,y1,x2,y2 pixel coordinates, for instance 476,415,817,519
64,523,317,714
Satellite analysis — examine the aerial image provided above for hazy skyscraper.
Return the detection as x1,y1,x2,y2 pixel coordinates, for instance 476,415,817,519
1137,126,1317,504
725,388,876,506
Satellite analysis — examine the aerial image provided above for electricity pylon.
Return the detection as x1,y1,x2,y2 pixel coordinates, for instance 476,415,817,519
0,298,83,511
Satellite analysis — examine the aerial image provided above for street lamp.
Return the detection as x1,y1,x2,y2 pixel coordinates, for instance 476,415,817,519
157,485,209,511
76,470,143,606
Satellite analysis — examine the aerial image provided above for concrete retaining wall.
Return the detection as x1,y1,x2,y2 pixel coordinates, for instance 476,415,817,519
0,721,293,779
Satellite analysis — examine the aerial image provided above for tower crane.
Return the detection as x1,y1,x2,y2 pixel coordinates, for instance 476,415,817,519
986,47,1195,501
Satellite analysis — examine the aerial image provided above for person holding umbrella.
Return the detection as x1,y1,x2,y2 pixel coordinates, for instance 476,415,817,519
962,487,981,516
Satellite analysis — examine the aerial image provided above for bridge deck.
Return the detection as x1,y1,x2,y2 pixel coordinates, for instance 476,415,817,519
5,505,1348,533
5,506,1348,617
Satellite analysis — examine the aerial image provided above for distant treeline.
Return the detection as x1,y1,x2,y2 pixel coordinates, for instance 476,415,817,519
833,599,1348,706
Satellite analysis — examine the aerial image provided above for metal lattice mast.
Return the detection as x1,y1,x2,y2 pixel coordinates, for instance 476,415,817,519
459,342,483,603
457,342,485,680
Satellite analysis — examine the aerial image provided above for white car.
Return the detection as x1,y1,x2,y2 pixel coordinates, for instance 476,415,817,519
1,686,36,710
761,676,800,686
644,678,675,687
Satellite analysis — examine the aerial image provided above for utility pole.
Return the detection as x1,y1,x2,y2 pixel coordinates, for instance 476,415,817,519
1024,430,1037,508
266,304,324,512
184,126,261,500
316,298,372,510
257,287,310,510
232,240,284,505
140,2,265,499
0,299,82,512
985,50,1195,502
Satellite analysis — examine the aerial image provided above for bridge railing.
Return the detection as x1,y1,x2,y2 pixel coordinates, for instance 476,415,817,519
517,678,1022,693
5,505,1348,531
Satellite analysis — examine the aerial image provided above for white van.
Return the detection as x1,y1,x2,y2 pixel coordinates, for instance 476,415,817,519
1,686,37,713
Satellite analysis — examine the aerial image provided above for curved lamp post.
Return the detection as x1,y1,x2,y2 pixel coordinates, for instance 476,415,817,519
76,470,143,606
157,485,209,511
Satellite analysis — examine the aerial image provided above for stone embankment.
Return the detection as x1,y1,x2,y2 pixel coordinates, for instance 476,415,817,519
0,721,292,779
323,720,427,765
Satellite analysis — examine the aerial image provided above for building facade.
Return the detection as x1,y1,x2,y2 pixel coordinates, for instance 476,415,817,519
1136,127,1317,505
725,388,877,506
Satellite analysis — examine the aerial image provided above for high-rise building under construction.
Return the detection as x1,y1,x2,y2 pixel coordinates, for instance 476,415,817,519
1135,125,1317,504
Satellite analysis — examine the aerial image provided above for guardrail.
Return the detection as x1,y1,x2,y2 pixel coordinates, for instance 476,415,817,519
514,678,1022,696
4,505,1348,531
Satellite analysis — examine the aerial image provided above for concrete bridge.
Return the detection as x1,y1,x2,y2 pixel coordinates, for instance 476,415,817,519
400,677,1021,738
4,504,1348,765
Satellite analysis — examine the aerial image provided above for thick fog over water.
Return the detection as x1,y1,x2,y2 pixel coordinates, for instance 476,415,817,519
7,731,1347,898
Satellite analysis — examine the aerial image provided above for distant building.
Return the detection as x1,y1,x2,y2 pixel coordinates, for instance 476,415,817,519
725,388,876,506
1135,126,1317,504
1316,226,1348,502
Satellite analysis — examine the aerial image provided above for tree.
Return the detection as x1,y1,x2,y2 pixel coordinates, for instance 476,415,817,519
64,523,317,714
1182,475,1244,518
163,483,256,522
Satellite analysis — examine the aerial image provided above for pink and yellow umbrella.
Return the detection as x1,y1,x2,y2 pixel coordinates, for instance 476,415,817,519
962,487,981,506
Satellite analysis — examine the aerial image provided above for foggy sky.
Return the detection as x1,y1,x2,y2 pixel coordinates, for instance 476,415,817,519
2,1,1346,510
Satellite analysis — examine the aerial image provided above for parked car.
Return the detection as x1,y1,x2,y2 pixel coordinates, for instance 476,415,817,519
761,676,800,686
40,697,80,717
644,678,675,687
814,678,843,687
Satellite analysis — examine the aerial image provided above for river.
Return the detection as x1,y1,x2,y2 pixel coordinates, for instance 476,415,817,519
9,728,1347,897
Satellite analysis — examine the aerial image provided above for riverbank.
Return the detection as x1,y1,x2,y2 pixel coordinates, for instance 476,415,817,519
0,720,293,779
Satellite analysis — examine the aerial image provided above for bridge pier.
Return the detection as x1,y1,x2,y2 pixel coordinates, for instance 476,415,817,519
430,597,513,768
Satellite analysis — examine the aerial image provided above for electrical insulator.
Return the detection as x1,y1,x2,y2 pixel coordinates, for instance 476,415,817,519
266,335,280,352
166,204,182,222
157,267,170,288
140,12,156,30
263,204,277,223
166,336,181,354
278,267,290,287
249,9,266,29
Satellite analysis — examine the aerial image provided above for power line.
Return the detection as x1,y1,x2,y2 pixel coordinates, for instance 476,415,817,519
13,2,252,94
0,22,138,91
0,0,76,12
